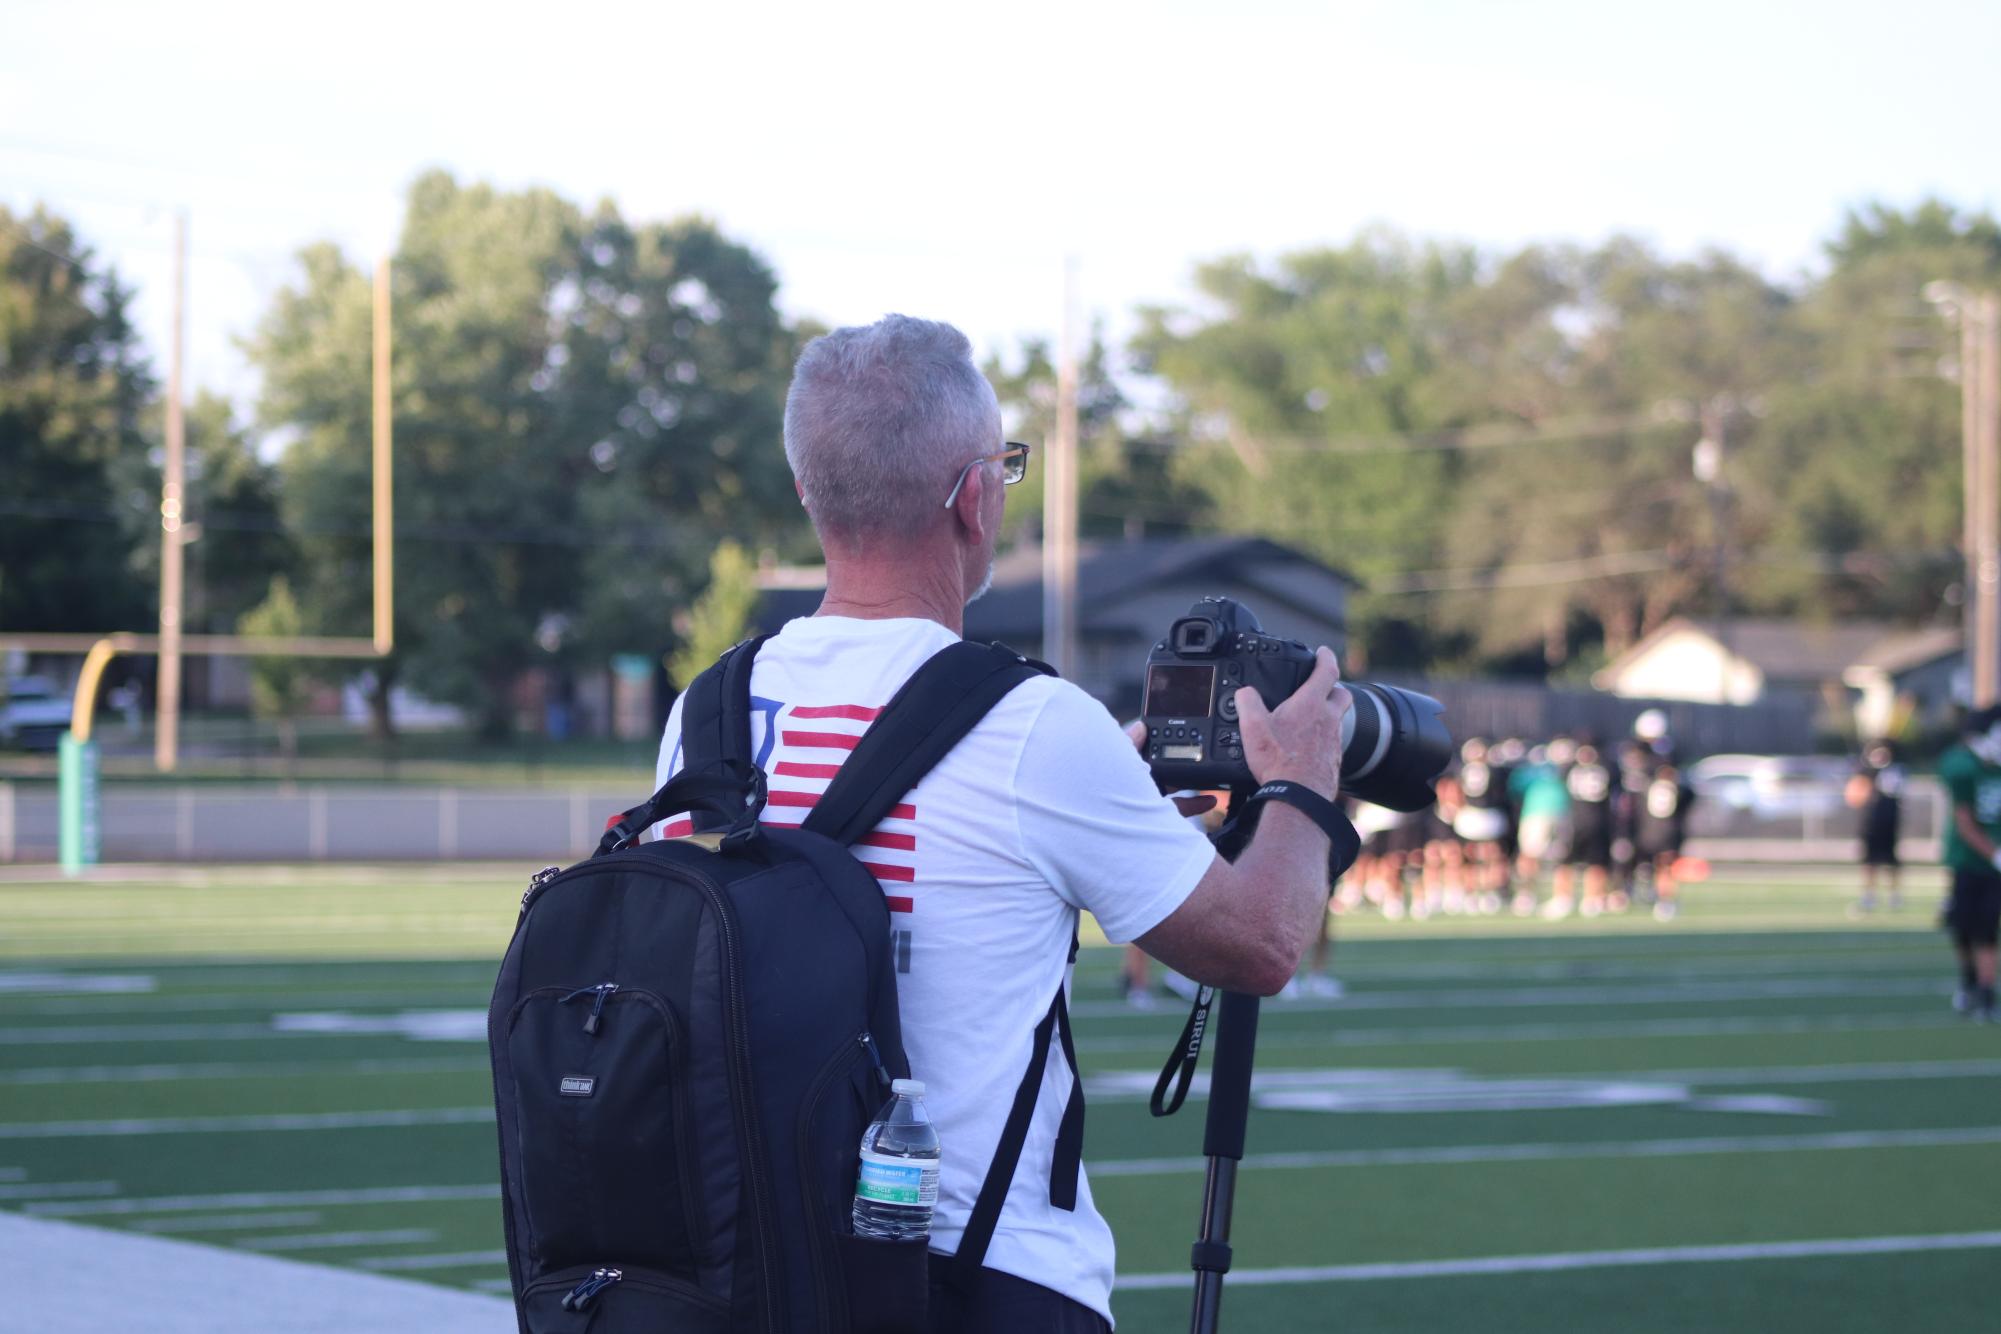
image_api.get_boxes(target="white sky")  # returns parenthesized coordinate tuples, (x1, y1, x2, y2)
(4, 0, 1998, 407)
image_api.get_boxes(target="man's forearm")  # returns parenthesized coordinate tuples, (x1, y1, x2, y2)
(1229, 802, 1333, 990)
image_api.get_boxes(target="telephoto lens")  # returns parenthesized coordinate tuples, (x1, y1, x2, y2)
(1337, 682, 1454, 812)
(1140, 596, 1451, 809)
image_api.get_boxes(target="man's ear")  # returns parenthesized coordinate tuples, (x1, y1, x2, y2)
(949, 463, 990, 547)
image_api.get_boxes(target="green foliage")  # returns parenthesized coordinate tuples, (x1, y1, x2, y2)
(0, 206, 155, 631)
(1131, 208, 1992, 671)
(247, 173, 805, 736)
(667, 541, 759, 689)
(239, 575, 310, 766)
(240, 576, 307, 716)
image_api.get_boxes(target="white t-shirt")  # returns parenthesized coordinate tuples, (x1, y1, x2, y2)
(653, 615, 1214, 1321)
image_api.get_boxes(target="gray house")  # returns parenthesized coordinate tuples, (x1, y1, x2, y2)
(754, 536, 1355, 714)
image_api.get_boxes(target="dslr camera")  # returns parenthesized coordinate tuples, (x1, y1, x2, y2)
(1141, 596, 1450, 811)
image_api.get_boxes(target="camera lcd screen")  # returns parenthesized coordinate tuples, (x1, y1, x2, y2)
(1162, 743, 1204, 761)
(1146, 664, 1216, 719)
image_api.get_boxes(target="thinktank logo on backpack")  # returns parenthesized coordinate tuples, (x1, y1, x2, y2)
(488, 638, 1066, 1334)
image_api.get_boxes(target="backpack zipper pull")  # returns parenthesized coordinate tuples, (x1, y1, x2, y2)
(859, 1031, 891, 1088)
(559, 982, 619, 1035)
(521, 866, 561, 913)
(562, 1267, 622, 1311)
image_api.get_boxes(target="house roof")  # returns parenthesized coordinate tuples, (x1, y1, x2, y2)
(1848, 625, 1965, 676)
(750, 536, 1357, 641)
(1600, 615, 1951, 686)
(966, 536, 1355, 641)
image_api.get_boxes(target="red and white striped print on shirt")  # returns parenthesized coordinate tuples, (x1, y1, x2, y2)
(659, 702, 917, 914)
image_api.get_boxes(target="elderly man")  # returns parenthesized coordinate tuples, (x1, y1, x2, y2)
(654, 314, 1348, 1332)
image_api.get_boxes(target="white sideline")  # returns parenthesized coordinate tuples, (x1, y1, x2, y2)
(1114, 1229, 2001, 1290)
(0, 1211, 513, 1333)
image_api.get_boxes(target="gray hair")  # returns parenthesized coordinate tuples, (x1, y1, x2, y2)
(783, 314, 1003, 545)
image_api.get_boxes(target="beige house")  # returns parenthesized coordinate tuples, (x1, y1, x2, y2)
(1595, 616, 1970, 738)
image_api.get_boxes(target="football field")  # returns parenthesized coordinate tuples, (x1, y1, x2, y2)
(1, 865, 1994, 1332)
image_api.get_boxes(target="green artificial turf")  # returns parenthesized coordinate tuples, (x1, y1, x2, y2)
(1, 865, 1994, 1331)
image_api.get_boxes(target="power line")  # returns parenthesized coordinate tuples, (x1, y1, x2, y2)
(1122, 409, 1683, 458)
(1372, 549, 1681, 597)
(0, 217, 89, 271)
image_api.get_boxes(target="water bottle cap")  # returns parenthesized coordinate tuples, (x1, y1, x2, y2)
(891, 1078, 925, 1097)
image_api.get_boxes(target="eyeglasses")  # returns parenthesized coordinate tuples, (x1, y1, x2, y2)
(942, 442, 1031, 509)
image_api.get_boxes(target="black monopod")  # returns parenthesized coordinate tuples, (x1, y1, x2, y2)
(1148, 794, 1262, 1334)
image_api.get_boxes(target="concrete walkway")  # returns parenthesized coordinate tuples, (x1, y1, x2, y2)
(0, 1211, 514, 1333)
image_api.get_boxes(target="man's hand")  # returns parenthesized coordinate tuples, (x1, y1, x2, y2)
(1234, 646, 1351, 800)
(1126, 720, 1219, 818)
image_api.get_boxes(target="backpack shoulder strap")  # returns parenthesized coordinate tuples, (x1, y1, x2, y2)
(679, 634, 770, 828)
(801, 640, 1053, 844)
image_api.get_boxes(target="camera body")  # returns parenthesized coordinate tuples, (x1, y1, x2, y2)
(1141, 598, 1312, 790)
(1141, 596, 1451, 812)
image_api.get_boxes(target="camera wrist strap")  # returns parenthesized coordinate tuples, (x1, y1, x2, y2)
(1151, 984, 1217, 1116)
(1245, 781, 1362, 874)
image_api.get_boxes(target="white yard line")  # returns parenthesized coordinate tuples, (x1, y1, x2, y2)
(28, 1183, 501, 1219)
(0, 1106, 494, 1140)
(15, 990, 483, 1016)
(131, 1212, 325, 1233)
(0, 1022, 308, 1045)
(1071, 975, 1944, 1020)
(0, 1180, 120, 1200)
(243, 1228, 438, 1252)
(1088, 1056, 2001, 1106)
(1078, 1011, 1960, 1054)
(357, 1249, 509, 1272)
(0, 1056, 489, 1085)
(1561, 1057, 2001, 1087)
(1114, 1230, 2001, 1289)
(1088, 1125, 2001, 1177)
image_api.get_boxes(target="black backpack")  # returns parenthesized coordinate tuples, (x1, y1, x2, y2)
(489, 637, 1084, 1334)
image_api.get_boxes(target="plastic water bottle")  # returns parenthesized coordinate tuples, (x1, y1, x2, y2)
(852, 1078, 941, 1240)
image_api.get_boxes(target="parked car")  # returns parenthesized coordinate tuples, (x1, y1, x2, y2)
(1686, 753, 1853, 819)
(0, 676, 71, 751)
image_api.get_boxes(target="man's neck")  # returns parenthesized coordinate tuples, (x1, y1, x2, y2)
(815, 554, 966, 637)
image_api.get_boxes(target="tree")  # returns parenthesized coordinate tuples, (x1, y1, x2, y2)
(1437, 241, 1793, 664)
(667, 541, 759, 689)
(240, 576, 310, 773)
(983, 326, 1213, 546)
(1132, 232, 1480, 667)
(0, 206, 155, 632)
(558, 206, 810, 666)
(250, 173, 806, 738)
(1739, 199, 2001, 623)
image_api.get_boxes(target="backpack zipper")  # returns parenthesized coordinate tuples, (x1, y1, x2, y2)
(562, 1266, 622, 1311)
(559, 982, 619, 1035)
(859, 1030, 892, 1089)
(520, 865, 562, 916)
(666, 859, 782, 1334)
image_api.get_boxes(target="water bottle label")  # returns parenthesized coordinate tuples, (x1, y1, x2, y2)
(856, 1149, 939, 1208)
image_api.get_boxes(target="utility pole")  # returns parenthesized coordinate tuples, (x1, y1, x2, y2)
(155, 211, 188, 772)
(373, 258, 395, 654)
(1042, 259, 1081, 678)
(1693, 396, 1734, 703)
(1976, 292, 2000, 707)
(1927, 283, 2001, 708)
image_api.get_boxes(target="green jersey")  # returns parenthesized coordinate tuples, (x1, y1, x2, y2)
(1937, 743, 2001, 872)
